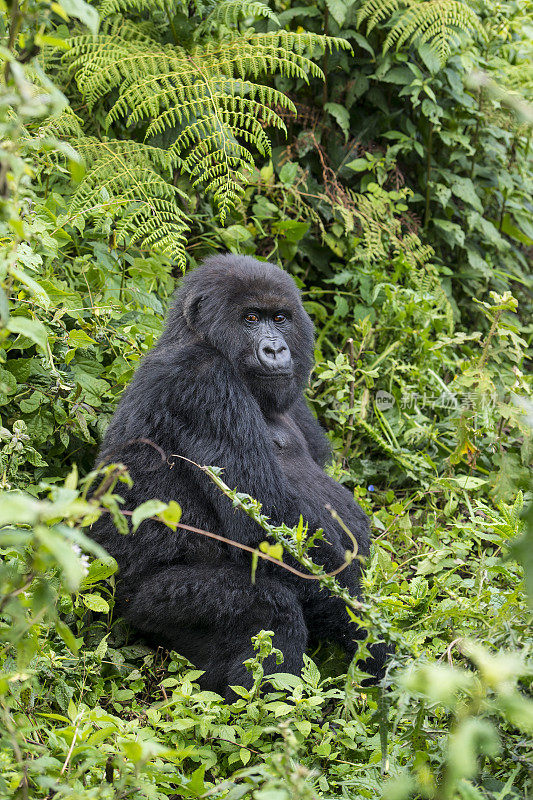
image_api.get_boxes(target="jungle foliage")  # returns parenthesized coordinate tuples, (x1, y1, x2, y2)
(0, 0, 532, 798)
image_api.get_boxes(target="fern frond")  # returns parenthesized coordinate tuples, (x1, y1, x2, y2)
(65, 27, 349, 220)
(385, 1, 485, 62)
(198, 0, 278, 33)
(357, 0, 403, 32)
(99, 0, 177, 20)
(41, 107, 85, 139)
(69, 139, 188, 265)
(358, 0, 484, 63)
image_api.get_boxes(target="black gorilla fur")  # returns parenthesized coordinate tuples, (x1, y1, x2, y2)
(90, 254, 386, 697)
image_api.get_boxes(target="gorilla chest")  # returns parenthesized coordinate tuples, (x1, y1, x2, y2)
(265, 415, 313, 470)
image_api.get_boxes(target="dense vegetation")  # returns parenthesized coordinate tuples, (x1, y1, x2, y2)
(0, 0, 532, 798)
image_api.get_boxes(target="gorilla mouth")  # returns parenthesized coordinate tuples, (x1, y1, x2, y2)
(252, 369, 293, 378)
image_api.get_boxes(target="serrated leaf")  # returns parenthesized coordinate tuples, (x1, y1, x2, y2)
(81, 593, 110, 613)
(451, 178, 483, 213)
(95, 635, 109, 659)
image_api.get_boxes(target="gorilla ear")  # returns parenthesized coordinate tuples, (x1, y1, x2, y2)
(182, 291, 204, 330)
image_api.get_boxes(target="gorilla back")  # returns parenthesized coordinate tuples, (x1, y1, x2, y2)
(90, 254, 385, 697)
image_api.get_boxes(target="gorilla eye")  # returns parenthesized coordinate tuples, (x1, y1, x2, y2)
(244, 313, 259, 324)
(273, 314, 286, 323)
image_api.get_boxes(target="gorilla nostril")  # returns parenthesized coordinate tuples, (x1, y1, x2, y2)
(264, 344, 286, 358)
(258, 339, 291, 369)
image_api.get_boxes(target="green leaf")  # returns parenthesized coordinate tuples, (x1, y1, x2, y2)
(157, 500, 182, 530)
(278, 162, 299, 185)
(186, 765, 206, 795)
(67, 330, 97, 348)
(451, 178, 483, 213)
(433, 218, 465, 248)
(35, 526, 84, 592)
(81, 593, 110, 613)
(6, 316, 49, 353)
(0, 492, 40, 526)
(80, 558, 118, 587)
(54, 619, 79, 655)
(0, 367, 17, 405)
(447, 476, 487, 490)
(9, 265, 50, 309)
(346, 157, 371, 172)
(382, 67, 414, 85)
(325, 0, 347, 27)
(417, 43, 441, 74)
(324, 102, 350, 142)
(273, 220, 309, 242)
(95, 635, 109, 659)
(131, 499, 167, 532)
(259, 541, 284, 560)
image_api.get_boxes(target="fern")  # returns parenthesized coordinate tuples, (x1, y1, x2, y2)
(197, 0, 278, 32)
(64, 2, 349, 222)
(357, 0, 485, 63)
(47, 119, 189, 265)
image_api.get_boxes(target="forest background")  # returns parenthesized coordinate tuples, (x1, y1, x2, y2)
(0, 0, 532, 798)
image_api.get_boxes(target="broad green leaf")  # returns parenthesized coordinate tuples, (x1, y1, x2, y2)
(6, 316, 49, 353)
(447, 476, 487, 490)
(346, 157, 371, 172)
(451, 178, 483, 213)
(278, 162, 299, 185)
(54, 620, 79, 655)
(131, 499, 167, 532)
(80, 558, 118, 587)
(10, 264, 50, 308)
(324, 102, 350, 142)
(433, 218, 465, 248)
(0, 367, 17, 405)
(81, 593, 110, 613)
(0, 492, 40, 526)
(325, 0, 347, 26)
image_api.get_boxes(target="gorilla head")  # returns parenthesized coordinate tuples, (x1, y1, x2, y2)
(161, 254, 315, 414)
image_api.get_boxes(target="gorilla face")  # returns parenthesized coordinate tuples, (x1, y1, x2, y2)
(238, 303, 298, 414)
(164, 255, 315, 415)
(241, 308, 293, 378)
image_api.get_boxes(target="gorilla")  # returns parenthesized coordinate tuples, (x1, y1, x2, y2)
(90, 254, 386, 697)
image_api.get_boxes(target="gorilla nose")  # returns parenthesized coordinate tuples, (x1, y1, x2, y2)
(258, 338, 291, 371)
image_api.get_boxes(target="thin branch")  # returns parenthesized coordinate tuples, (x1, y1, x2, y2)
(60, 716, 82, 775)
(119, 509, 351, 582)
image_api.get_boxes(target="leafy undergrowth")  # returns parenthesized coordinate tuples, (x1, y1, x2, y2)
(1, 465, 531, 799)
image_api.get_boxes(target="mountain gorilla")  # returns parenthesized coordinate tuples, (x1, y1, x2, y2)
(90, 254, 386, 697)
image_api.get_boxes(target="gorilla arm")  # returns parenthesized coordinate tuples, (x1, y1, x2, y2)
(99, 342, 293, 547)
